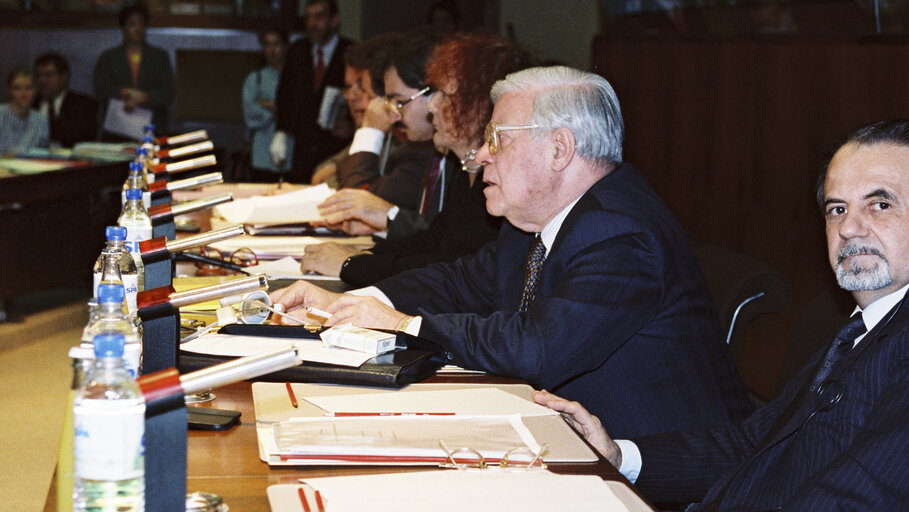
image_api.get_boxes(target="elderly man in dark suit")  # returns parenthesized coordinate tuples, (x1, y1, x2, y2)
(271, 0, 352, 183)
(32, 53, 98, 147)
(271, 65, 753, 438)
(535, 119, 909, 510)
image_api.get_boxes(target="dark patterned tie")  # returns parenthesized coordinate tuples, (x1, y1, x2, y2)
(699, 312, 866, 512)
(419, 155, 443, 215)
(519, 235, 546, 312)
(313, 47, 325, 90)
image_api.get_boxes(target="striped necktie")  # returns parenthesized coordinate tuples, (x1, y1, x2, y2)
(519, 235, 546, 312)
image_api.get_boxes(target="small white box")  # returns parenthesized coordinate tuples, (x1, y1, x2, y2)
(320, 324, 396, 355)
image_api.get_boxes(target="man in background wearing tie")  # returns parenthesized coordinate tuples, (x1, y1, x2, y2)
(535, 119, 909, 510)
(271, 66, 754, 439)
(32, 53, 98, 147)
(271, 0, 352, 183)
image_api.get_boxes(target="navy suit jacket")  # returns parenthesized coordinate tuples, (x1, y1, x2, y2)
(33, 90, 99, 147)
(634, 294, 909, 510)
(378, 163, 753, 438)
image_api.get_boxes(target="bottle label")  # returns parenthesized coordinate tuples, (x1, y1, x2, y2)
(73, 399, 145, 480)
(124, 226, 152, 256)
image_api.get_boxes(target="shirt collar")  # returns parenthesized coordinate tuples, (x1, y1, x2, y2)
(538, 194, 583, 257)
(852, 284, 909, 345)
(312, 33, 339, 63)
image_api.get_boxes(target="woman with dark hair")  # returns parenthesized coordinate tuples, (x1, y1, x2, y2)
(0, 68, 48, 153)
(301, 33, 535, 287)
(93, 3, 174, 133)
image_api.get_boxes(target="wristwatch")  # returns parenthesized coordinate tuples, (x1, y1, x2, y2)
(386, 206, 400, 221)
(340, 256, 354, 274)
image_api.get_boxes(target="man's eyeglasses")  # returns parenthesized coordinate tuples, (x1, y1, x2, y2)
(484, 121, 539, 155)
(384, 86, 433, 116)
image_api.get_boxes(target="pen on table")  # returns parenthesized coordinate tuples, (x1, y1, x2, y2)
(297, 487, 311, 512)
(285, 382, 298, 408)
(315, 490, 325, 512)
(329, 412, 456, 417)
(304, 306, 332, 319)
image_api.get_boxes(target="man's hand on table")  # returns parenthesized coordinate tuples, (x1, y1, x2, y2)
(300, 242, 363, 277)
(269, 281, 409, 331)
(532, 390, 622, 466)
(317, 189, 393, 231)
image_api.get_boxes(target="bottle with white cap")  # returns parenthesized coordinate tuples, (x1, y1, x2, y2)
(118, 188, 152, 292)
(93, 226, 139, 314)
(73, 332, 145, 512)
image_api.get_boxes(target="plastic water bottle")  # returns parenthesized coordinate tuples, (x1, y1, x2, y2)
(93, 226, 139, 314)
(118, 188, 152, 292)
(82, 283, 141, 377)
(73, 333, 145, 512)
(122, 162, 151, 209)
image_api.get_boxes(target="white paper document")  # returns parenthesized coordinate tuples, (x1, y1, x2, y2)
(303, 387, 559, 417)
(180, 333, 375, 367)
(209, 235, 372, 260)
(212, 183, 334, 225)
(244, 256, 340, 281)
(102, 98, 152, 140)
(267, 472, 652, 512)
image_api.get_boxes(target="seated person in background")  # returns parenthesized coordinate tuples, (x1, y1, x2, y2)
(534, 120, 909, 510)
(243, 27, 293, 182)
(316, 30, 444, 239)
(272, 66, 753, 438)
(32, 53, 98, 147)
(311, 32, 403, 187)
(301, 33, 533, 286)
(93, 3, 174, 135)
(0, 68, 48, 154)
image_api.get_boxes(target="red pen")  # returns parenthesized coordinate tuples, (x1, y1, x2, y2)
(315, 490, 325, 512)
(330, 412, 455, 417)
(286, 382, 299, 408)
(298, 487, 311, 512)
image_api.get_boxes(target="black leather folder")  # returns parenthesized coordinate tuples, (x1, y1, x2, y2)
(178, 323, 447, 388)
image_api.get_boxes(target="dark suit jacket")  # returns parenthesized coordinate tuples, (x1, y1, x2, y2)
(386, 153, 455, 240)
(341, 167, 501, 288)
(377, 163, 753, 438)
(33, 90, 99, 147)
(336, 139, 436, 211)
(93, 43, 174, 130)
(633, 294, 909, 510)
(275, 35, 352, 182)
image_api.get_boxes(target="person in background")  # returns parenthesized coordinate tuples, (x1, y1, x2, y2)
(301, 33, 533, 287)
(32, 53, 98, 148)
(427, 0, 460, 35)
(242, 27, 292, 183)
(271, 0, 352, 183)
(311, 32, 402, 187)
(0, 68, 48, 154)
(93, 2, 174, 136)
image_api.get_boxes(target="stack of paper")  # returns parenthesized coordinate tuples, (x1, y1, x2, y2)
(208, 235, 373, 261)
(213, 183, 334, 225)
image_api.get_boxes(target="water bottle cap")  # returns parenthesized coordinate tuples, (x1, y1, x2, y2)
(97, 283, 126, 303)
(129, 161, 142, 172)
(125, 188, 142, 200)
(136, 147, 148, 156)
(105, 226, 127, 241)
(144, 124, 155, 132)
(93, 333, 125, 358)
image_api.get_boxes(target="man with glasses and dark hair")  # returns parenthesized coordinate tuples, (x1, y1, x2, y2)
(271, 0, 352, 183)
(32, 53, 98, 147)
(272, 66, 753, 440)
(534, 119, 909, 510)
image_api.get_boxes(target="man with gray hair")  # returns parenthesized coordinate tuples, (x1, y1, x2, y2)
(271, 66, 752, 438)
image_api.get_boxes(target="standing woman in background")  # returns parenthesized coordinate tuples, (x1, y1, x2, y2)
(0, 68, 48, 154)
(93, 2, 174, 136)
(242, 27, 293, 182)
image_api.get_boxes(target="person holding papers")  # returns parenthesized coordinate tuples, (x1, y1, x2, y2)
(301, 33, 532, 286)
(93, 3, 174, 135)
(271, 66, 753, 439)
(533, 120, 909, 510)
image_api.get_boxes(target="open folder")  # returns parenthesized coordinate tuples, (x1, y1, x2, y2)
(252, 382, 598, 466)
(267, 471, 654, 512)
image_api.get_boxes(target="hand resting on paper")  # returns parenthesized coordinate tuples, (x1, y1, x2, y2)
(532, 390, 622, 467)
(317, 189, 394, 233)
(300, 242, 364, 277)
(269, 281, 409, 331)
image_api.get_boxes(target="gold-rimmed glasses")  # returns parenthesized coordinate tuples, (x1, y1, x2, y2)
(384, 86, 433, 116)
(483, 121, 540, 155)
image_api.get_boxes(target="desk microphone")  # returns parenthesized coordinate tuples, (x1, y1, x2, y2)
(139, 224, 245, 264)
(137, 273, 267, 320)
(148, 193, 232, 227)
(148, 172, 222, 201)
(156, 130, 208, 147)
(155, 141, 213, 160)
(150, 154, 218, 181)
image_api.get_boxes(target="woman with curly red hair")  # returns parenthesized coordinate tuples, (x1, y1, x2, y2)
(308, 32, 535, 287)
